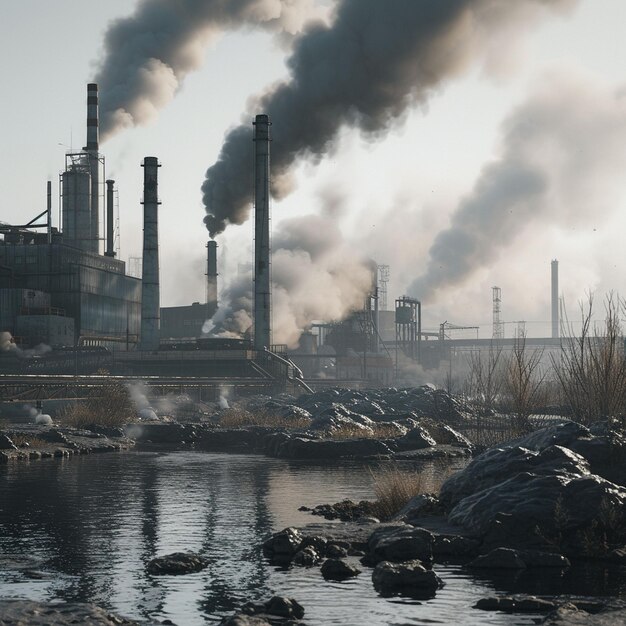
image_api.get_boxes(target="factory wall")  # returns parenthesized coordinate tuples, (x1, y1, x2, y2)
(160, 302, 214, 340)
(0, 243, 141, 348)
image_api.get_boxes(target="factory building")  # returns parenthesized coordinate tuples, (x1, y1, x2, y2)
(0, 84, 141, 349)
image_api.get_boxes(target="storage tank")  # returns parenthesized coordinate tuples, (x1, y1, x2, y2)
(62, 167, 92, 251)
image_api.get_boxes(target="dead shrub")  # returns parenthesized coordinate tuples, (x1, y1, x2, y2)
(59, 377, 135, 428)
(328, 423, 404, 440)
(5, 433, 48, 448)
(370, 466, 430, 520)
(220, 407, 311, 429)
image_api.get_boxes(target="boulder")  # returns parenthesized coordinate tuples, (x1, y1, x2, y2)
(0, 600, 138, 625)
(372, 560, 442, 598)
(440, 445, 590, 509)
(366, 526, 434, 565)
(146, 552, 209, 575)
(395, 426, 437, 451)
(262, 528, 303, 564)
(325, 544, 349, 558)
(448, 470, 626, 539)
(432, 534, 481, 558)
(320, 559, 361, 580)
(392, 494, 442, 523)
(292, 545, 321, 567)
(241, 597, 304, 620)
(420, 421, 472, 448)
(543, 605, 626, 625)
(468, 547, 528, 569)
(220, 615, 271, 626)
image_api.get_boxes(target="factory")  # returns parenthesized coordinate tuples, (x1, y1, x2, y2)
(0, 85, 141, 351)
(0, 83, 563, 392)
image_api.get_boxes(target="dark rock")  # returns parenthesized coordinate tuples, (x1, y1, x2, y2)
(325, 544, 349, 558)
(421, 421, 473, 448)
(475, 595, 558, 613)
(300, 535, 328, 554)
(39, 429, 71, 444)
(366, 526, 434, 565)
(440, 444, 590, 510)
(469, 547, 527, 569)
(372, 560, 443, 598)
(320, 559, 361, 581)
(543, 605, 626, 625)
(395, 426, 437, 451)
(0, 433, 17, 450)
(262, 528, 303, 564)
(432, 534, 481, 558)
(262, 597, 305, 620)
(275, 437, 392, 459)
(309, 499, 377, 521)
(220, 615, 271, 626)
(292, 545, 321, 567)
(146, 551, 209, 575)
(448, 470, 626, 539)
(392, 494, 442, 523)
(519, 549, 570, 568)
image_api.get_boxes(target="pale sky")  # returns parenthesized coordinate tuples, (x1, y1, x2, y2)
(1, 0, 625, 338)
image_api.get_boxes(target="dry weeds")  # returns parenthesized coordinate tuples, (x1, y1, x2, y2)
(220, 407, 312, 429)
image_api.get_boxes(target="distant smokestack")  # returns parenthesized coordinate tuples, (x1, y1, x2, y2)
(551, 259, 559, 339)
(140, 157, 161, 351)
(206, 240, 218, 315)
(253, 114, 271, 351)
(105, 179, 115, 257)
(87, 83, 100, 254)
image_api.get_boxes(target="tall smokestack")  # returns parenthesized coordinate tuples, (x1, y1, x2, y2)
(105, 179, 115, 257)
(551, 259, 559, 339)
(87, 83, 100, 254)
(206, 240, 218, 315)
(253, 114, 271, 351)
(140, 157, 161, 351)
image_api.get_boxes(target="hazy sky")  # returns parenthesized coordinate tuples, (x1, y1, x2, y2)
(1, 0, 625, 338)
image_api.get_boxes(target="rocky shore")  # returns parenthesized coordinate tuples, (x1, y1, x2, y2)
(255, 419, 626, 623)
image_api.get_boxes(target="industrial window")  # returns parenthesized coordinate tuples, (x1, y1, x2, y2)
(15, 257, 23, 264)
(26, 256, 37, 264)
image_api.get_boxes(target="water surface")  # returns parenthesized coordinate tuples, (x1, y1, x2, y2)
(0, 452, 623, 625)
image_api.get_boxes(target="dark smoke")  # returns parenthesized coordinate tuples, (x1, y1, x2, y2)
(202, 0, 576, 237)
(408, 71, 626, 302)
(95, 0, 325, 141)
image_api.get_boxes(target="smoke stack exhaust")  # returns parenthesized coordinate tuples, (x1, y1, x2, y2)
(105, 180, 115, 257)
(87, 83, 100, 254)
(253, 114, 271, 351)
(206, 240, 218, 315)
(140, 157, 161, 351)
(551, 259, 559, 339)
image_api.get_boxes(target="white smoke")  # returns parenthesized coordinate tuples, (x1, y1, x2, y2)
(408, 70, 626, 303)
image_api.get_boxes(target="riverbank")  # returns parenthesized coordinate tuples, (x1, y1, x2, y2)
(254, 419, 626, 624)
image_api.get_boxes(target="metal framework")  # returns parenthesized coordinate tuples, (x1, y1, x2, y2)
(438, 321, 479, 341)
(395, 296, 421, 375)
(492, 286, 504, 340)
(377, 265, 390, 311)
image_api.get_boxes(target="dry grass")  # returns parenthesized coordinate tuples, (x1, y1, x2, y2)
(328, 423, 404, 440)
(58, 379, 135, 428)
(7, 433, 48, 448)
(369, 466, 430, 520)
(219, 407, 312, 429)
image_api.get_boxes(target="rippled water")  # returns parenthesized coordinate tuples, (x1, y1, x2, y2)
(0, 452, 624, 625)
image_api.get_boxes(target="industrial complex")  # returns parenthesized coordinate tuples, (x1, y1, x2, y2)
(0, 84, 564, 397)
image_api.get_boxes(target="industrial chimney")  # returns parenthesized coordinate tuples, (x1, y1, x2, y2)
(206, 240, 218, 317)
(105, 180, 115, 257)
(253, 114, 271, 351)
(86, 83, 100, 254)
(551, 259, 559, 339)
(140, 157, 161, 351)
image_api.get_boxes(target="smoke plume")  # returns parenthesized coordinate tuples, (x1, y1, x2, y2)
(202, 0, 576, 236)
(408, 71, 626, 302)
(207, 214, 374, 347)
(95, 0, 326, 141)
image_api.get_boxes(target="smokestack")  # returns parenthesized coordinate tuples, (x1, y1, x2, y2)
(87, 83, 100, 254)
(206, 240, 218, 315)
(140, 157, 161, 351)
(105, 180, 115, 257)
(253, 114, 272, 351)
(551, 259, 559, 339)
(46, 180, 52, 244)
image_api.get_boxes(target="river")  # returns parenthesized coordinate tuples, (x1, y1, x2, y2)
(0, 451, 624, 625)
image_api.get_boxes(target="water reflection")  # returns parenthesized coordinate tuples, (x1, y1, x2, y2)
(0, 452, 623, 626)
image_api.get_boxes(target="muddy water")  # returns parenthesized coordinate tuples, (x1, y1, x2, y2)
(0, 452, 623, 625)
